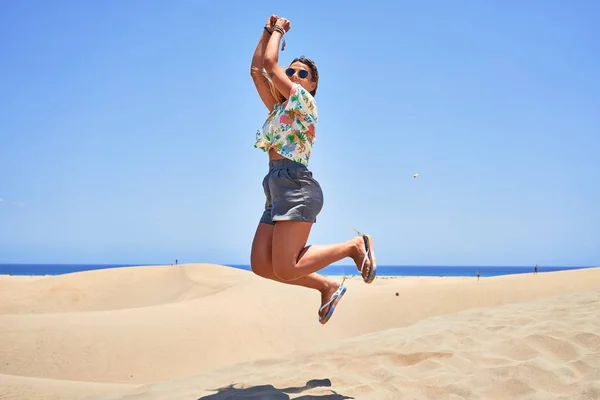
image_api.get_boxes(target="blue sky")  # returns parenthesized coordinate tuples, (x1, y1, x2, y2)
(1, 0, 598, 266)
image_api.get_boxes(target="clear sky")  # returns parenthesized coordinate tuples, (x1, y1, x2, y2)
(1, 0, 598, 266)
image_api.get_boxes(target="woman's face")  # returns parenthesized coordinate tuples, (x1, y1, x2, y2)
(285, 61, 317, 94)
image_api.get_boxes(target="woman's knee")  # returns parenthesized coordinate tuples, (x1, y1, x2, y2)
(250, 259, 275, 279)
(272, 263, 297, 282)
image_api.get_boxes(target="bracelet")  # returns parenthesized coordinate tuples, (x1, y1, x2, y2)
(273, 25, 286, 51)
(264, 26, 272, 34)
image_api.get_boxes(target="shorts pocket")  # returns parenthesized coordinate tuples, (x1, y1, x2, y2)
(270, 168, 301, 193)
(281, 167, 303, 189)
(286, 167, 312, 187)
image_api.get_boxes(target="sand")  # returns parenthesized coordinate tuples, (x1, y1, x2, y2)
(1, 264, 599, 399)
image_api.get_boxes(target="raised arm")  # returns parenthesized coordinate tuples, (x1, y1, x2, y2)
(263, 18, 294, 100)
(250, 15, 279, 112)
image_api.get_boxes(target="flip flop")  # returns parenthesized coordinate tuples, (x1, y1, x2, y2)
(354, 228, 377, 284)
(318, 278, 347, 325)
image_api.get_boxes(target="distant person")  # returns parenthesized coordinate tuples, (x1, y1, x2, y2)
(175, 259, 178, 265)
(477, 270, 480, 281)
(534, 264, 538, 274)
(249, 15, 377, 325)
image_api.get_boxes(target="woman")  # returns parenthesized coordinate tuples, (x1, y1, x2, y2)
(249, 15, 377, 325)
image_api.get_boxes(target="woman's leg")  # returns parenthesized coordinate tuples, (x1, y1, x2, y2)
(271, 220, 373, 282)
(265, 160, 375, 283)
(250, 221, 341, 318)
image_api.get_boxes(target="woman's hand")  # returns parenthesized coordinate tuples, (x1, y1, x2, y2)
(265, 14, 278, 32)
(274, 17, 291, 34)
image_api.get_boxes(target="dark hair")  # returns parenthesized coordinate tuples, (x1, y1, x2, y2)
(290, 56, 319, 96)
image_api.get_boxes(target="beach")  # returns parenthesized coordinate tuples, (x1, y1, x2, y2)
(1, 263, 599, 399)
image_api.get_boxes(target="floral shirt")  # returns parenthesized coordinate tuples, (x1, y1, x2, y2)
(254, 83, 318, 166)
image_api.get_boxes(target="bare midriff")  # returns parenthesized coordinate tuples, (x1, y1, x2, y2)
(268, 148, 286, 161)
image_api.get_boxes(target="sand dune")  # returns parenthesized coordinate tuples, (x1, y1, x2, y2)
(88, 289, 600, 400)
(0, 373, 135, 400)
(1, 264, 599, 399)
(0, 264, 250, 314)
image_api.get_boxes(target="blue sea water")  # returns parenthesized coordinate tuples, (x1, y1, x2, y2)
(227, 264, 595, 277)
(0, 263, 594, 277)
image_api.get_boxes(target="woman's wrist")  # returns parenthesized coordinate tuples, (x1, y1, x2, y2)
(270, 25, 286, 51)
(264, 26, 273, 34)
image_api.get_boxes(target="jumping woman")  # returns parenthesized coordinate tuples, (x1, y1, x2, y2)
(249, 15, 377, 324)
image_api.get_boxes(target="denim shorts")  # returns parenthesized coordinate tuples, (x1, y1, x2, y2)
(260, 158, 324, 225)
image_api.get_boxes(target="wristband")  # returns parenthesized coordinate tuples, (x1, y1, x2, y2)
(273, 25, 286, 51)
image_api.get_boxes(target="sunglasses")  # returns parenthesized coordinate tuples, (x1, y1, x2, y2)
(285, 68, 310, 79)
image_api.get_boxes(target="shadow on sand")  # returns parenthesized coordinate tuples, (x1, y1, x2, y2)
(198, 378, 354, 399)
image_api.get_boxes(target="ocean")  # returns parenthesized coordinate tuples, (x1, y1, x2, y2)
(0, 263, 594, 277)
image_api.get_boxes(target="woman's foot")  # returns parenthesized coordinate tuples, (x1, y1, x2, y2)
(350, 235, 375, 283)
(318, 279, 348, 325)
(318, 280, 340, 320)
